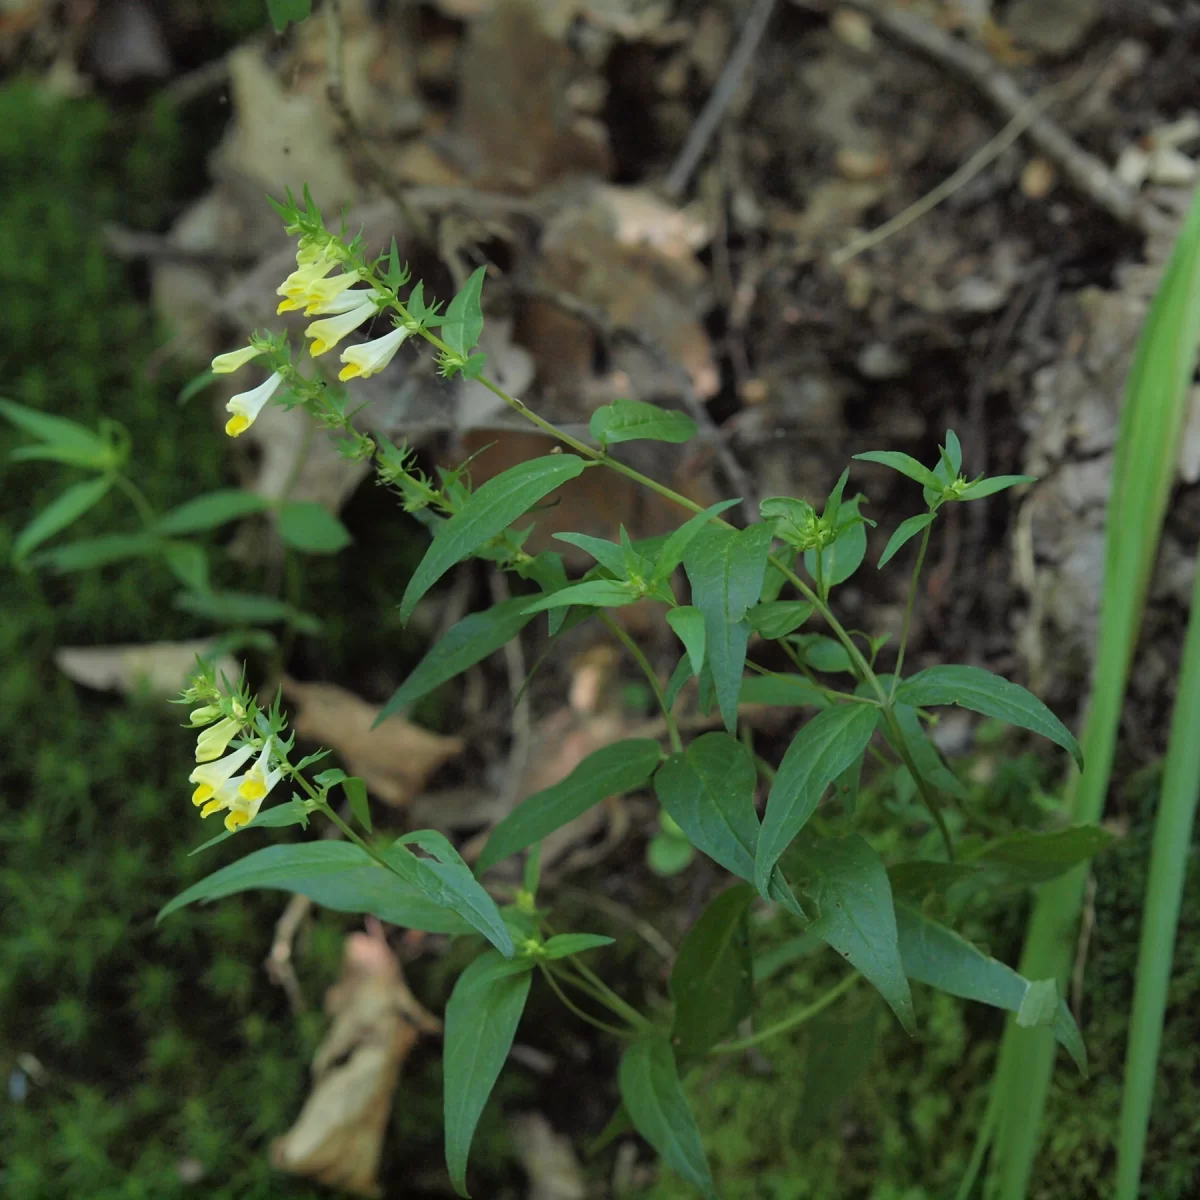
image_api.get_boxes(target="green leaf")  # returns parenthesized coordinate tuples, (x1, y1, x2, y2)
(853, 450, 941, 490)
(653, 498, 741, 582)
(664, 656, 693, 711)
(444, 950, 533, 1197)
(747, 600, 814, 639)
(803, 494, 868, 590)
(887, 860, 983, 902)
(885, 703, 970, 802)
(894, 665, 1082, 769)
(265, 0, 312, 30)
(188, 799, 310, 854)
(878, 512, 936, 568)
(737, 673, 830, 708)
(158, 842, 472, 934)
(396, 831, 513, 956)
(962, 825, 1115, 884)
(279, 501, 352, 554)
(756, 704, 877, 896)
(619, 1038, 715, 1198)
(539, 933, 615, 960)
(554, 532, 628, 576)
(400, 456, 589, 621)
(342, 776, 371, 834)
(31, 532, 157, 573)
(669, 883, 755, 1056)
(590, 399, 698, 447)
(685, 523, 774, 732)
(943, 429, 963, 474)
(957, 474, 1036, 500)
(793, 634, 853, 674)
(162, 542, 210, 592)
(655, 733, 759, 880)
(521, 579, 639, 613)
(783, 833, 915, 1032)
(515, 549, 571, 635)
(376, 597, 537, 724)
(666, 606, 706, 675)
(478, 739, 661, 872)
(894, 903, 1086, 1072)
(174, 590, 320, 633)
(155, 490, 270, 536)
(0, 398, 115, 468)
(13, 476, 112, 563)
(441, 265, 487, 358)
(648, 833, 695, 876)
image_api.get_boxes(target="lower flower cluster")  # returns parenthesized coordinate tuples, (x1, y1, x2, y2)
(186, 708, 283, 833)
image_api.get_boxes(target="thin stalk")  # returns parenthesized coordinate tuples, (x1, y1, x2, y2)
(566, 957, 655, 1034)
(539, 964, 636, 1039)
(890, 520, 932, 700)
(710, 972, 859, 1053)
(600, 612, 682, 752)
(1116, 548, 1200, 1197)
(113, 472, 157, 527)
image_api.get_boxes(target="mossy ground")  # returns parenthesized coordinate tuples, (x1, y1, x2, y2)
(1, 66, 1198, 1200)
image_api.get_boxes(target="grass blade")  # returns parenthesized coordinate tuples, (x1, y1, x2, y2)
(984, 186, 1200, 1197)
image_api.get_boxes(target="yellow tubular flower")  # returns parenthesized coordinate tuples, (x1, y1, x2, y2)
(195, 716, 243, 762)
(277, 259, 335, 302)
(305, 298, 379, 356)
(225, 741, 283, 831)
(304, 286, 379, 317)
(211, 345, 263, 374)
(189, 744, 255, 807)
(224, 372, 285, 438)
(338, 325, 412, 381)
(301, 270, 364, 315)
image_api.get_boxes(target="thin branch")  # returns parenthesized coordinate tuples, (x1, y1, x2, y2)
(837, 0, 1150, 234)
(664, 0, 781, 199)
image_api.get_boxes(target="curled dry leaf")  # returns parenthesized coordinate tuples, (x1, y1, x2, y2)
(271, 926, 441, 1198)
(282, 677, 465, 807)
(55, 640, 240, 699)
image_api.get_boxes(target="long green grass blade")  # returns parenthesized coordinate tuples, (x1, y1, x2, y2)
(1115, 536, 1200, 1197)
(983, 186, 1200, 1197)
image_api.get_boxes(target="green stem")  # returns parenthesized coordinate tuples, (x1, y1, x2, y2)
(113, 472, 157, 527)
(540, 964, 635, 1039)
(710, 972, 860, 1054)
(890, 520, 933, 701)
(600, 612, 682, 753)
(566, 958, 654, 1033)
(878, 704, 955, 860)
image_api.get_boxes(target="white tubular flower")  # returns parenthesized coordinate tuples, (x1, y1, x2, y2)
(338, 325, 412, 381)
(277, 259, 335, 308)
(305, 298, 378, 356)
(304, 286, 379, 317)
(189, 744, 255, 808)
(300, 270, 365, 315)
(211, 345, 263, 374)
(224, 371, 285, 438)
(195, 716, 244, 762)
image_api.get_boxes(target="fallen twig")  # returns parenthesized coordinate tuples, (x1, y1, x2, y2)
(831, 0, 1151, 234)
(665, 0, 781, 200)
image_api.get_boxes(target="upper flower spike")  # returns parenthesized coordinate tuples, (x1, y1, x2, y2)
(224, 372, 285, 438)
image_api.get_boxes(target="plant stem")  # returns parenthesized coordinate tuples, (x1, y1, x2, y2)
(710, 972, 860, 1053)
(539, 964, 636, 1039)
(600, 612, 682, 752)
(566, 958, 655, 1033)
(890, 520, 932, 700)
(113, 472, 157, 527)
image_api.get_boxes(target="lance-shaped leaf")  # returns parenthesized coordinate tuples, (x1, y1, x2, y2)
(376, 596, 536, 724)
(669, 883, 755, 1056)
(0, 397, 117, 469)
(961, 824, 1115, 884)
(894, 664, 1082, 769)
(155, 490, 271, 536)
(590, 399, 697, 446)
(685, 523, 774, 732)
(444, 950, 533, 1196)
(278, 501, 352, 554)
(747, 600, 814, 639)
(539, 933, 615, 960)
(478, 739, 661, 872)
(13, 476, 112, 564)
(784, 833, 914, 1031)
(653, 498, 741, 582)
(521, 579, 640, 613)
(878, 512, 936, 568)
(400, 455, 590, 621)
(618, 1037, 715, 1198)
(441, 265, 487, 358)
(157, 841, 472, 934)
(756, 704, 878, 897)
(853, 450, 941, 490)
(666, 605, 706, 675)
(32, 532, 158, 573)
(895, 903, 1086, 1073)
(957, 474, 1036, 501)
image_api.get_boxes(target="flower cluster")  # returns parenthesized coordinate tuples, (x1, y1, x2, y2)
(180, 673, 287, 833)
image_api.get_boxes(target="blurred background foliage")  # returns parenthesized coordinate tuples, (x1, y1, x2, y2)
(1, 16, 1199, 1200)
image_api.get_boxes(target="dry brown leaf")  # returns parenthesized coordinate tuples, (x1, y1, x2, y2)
(55, 640, 239, 698)
(511, 1113, 586, 1200)
(271, 926, 441, 1198)
(282, 678, 465, 807)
